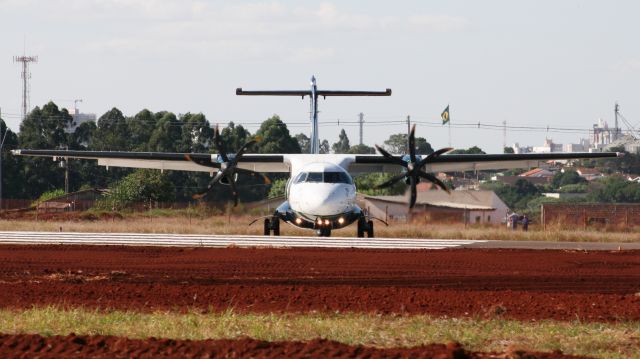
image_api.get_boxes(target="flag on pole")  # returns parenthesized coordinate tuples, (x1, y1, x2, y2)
(441, 105, 450, 125)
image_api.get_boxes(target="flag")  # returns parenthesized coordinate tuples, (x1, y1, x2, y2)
(441, 105, 450, 125)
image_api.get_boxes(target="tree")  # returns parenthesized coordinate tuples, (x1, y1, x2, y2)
(1, 118, 24, 199)
(588, 175, 640, 203)
(353, 173, 405, 196)
(179, 113, 212, 153)
(384, 133, 408, 154)
(97, 169, 176, 210)
(148, 112, 182, 152)
(295, 133, 310, 153)
(127, 109, 156, 151)
(332, 129, 350, 153)
(348, 144, 376, 154)
(451, 146, 486, 154)
(18, 102, 73, 198)
(92, 108, 130, 151)
(255, 115, 301, 154)
(551, 170, 586, 189)
(383, 133, 433, 154)
(319, 139, 330, 154)
(504, 147, 514, 154)
(220, 121, 251, 152)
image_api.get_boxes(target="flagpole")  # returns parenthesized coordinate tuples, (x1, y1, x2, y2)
(448, 120, 451, 148)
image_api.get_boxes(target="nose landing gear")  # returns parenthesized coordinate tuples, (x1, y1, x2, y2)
(263, 217, 280, 236)
(357, 217, 374, 238)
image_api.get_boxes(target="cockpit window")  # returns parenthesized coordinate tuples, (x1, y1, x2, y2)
(294, 171, 352, 184)
(323, 172, 352, 184)
(294, 172, 307, 184)
(306, 172, 323, 182)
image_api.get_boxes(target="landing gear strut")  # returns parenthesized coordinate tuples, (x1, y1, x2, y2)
(263, 217, 280, 236)
(357, 217, 374, 238)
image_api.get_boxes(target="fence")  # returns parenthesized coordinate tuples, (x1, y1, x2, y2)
(541, 203, 640, 229)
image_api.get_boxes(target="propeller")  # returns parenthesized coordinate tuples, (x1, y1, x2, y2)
(186, 125, 271, 206)
(374, 124, 453, 208)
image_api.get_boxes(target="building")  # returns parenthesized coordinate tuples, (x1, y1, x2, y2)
(65, 108, 97, 134)
(361, 190, 509, 225)
(590, 118, 618, 150)
(532, 138, 563, 153)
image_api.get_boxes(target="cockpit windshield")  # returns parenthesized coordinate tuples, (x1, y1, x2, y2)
(293, 171, 352, 184)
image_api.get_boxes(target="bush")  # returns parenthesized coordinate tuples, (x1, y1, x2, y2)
(95, 169, 175, 210)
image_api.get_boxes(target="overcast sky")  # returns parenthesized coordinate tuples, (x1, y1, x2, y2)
(1, 0, 638, 153)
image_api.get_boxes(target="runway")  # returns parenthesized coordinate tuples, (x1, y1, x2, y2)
(1, 231, 639, 250)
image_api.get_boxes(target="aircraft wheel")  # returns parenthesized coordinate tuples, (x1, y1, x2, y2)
(357, 218, 365, 238)
(272, 217, 280, 236)
(318, 228, 331, 237)
(263, 218, 271, 236)
(366, 220, 374, 238)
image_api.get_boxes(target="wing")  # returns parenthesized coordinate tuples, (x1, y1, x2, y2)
(236, 89, 311, 97)
(11, 149, 290, 173)
(316, 89, 392, 97)
(348, 152, 622, 174)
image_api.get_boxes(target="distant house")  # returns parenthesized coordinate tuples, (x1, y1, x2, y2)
(361, 190, 509, 225)
(37, 189, 106, 212)
(574, 167, 603, 181)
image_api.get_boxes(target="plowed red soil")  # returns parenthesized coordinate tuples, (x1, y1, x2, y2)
(0, 245, 638, 321)
(0, 334, 588, 358)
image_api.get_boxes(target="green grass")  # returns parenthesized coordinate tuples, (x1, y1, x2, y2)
(0, 307, 638, 358)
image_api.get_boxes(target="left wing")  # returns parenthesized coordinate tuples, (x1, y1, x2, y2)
(11, 149, 290, 173)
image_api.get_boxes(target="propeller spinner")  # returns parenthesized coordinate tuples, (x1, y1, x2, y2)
(374, 124, 452, 208)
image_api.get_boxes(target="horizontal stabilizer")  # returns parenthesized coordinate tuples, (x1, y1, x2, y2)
(316, 89, 392, 96)
(236, 89, 311, 97)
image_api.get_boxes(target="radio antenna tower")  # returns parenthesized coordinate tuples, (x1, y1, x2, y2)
(14, 54, 38, 121)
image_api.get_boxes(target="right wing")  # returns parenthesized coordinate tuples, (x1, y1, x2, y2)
(11, 149, 290, 173)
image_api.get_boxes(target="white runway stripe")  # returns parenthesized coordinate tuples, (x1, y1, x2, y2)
(0, 231, 484, 249)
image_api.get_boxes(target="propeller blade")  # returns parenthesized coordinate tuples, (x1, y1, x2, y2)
(409, 124, 416, 163)
(418, 171, 451, 194)
(375, 173, 406, 189)
(374, 145, 406, 166)
(418, 147, 454, 167)
(409, 175, 418, 208)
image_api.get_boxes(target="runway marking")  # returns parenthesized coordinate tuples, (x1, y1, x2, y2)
(0, 231, 483, 250)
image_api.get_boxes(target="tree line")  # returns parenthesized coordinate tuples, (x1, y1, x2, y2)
(0, 101, 441, 204)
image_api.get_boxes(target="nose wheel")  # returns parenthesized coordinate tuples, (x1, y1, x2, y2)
(263, 217, 280, 236)
(357, 217, 374, 238)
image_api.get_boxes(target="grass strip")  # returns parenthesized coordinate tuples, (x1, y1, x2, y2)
(1, 217, 640, 242)
(0, 307, 637, 358)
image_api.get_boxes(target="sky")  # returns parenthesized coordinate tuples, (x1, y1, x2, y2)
(1, 0, 639, 153)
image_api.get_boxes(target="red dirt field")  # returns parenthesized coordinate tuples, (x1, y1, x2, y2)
(0, 334, 588, 359)
(0, 245, 638, 321)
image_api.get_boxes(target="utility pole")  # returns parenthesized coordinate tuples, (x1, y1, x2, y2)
(406, 115, 411, 153)
(502, 120, 507, 151)
(358, 112, 364, 145)
(13, 55, 38, 121)
(614, 102, 620, 141)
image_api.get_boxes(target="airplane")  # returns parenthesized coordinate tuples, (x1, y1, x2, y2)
(12, 76, 620, 237)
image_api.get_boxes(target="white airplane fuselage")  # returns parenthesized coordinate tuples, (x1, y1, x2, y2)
(278, 161, 361, 231)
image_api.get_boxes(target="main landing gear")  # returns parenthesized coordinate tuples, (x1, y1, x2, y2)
(263, 217, 280, 236)
(357, 217, 374, 238)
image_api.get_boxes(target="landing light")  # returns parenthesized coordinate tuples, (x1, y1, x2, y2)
(295, 218, 302, 225)
(324, 219, 330, 225)
(337, 217, 345, 224)
(317, 218, 323, 225)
